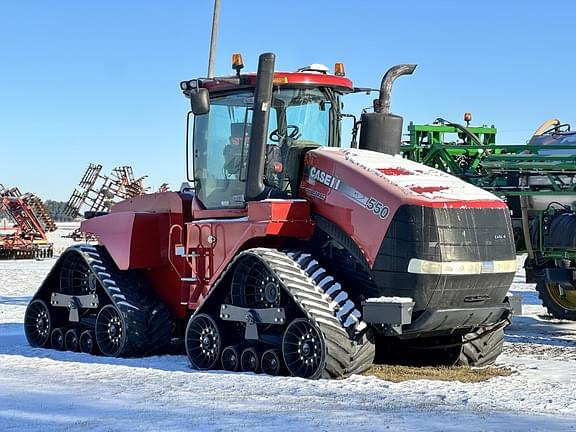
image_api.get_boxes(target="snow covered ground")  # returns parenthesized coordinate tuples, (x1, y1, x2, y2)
(1, 226, 576, 431)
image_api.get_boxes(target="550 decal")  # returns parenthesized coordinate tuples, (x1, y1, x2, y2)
(365, 197, 390, 219)
(342, 186, 390, 220)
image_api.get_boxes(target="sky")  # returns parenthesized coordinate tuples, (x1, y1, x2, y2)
(1, 0, 575, 201)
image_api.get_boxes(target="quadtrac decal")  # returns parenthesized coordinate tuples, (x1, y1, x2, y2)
(304, 165, 390, 219)
(301, 187, 327, 201)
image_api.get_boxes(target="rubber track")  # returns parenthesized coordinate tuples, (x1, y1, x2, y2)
(40, 244, 172, 356)
(245, 248, 374, 378)
(457, 319, 508, 367)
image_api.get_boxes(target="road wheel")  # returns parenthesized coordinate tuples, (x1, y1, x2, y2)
(282, 318, 326, 379)
(51, 328, 65, 350)
(64, 329, 80, 351)
(95, 305, 126, 357)
(80, 330, 97, 354)
(221, 345, 241, 372)
(185, 313, 222, 370)
(24, 299, 52, 348)
(240, 347, 260, 373)
(261, 349, 283, 376)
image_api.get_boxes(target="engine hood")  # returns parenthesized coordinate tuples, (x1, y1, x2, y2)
(299, 147, 507, 267)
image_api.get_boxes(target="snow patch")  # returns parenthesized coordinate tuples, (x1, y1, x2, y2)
(366, 296, 415, 304)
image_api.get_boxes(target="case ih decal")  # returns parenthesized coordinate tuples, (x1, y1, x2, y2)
(307, 166, 342, 190)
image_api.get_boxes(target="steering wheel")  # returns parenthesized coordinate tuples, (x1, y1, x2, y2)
(269, 125, 301, 142)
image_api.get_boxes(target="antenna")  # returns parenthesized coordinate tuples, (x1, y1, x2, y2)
(207, 0, 220, 78)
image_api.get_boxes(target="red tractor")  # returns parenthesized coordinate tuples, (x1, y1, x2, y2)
(25, 53, 516, 378)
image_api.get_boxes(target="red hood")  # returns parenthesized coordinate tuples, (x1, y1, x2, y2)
(300, 148, 506, 266)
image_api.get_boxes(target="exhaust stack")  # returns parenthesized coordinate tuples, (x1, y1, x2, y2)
(359, 64, 416, 155)
(245, 53, 275, 201)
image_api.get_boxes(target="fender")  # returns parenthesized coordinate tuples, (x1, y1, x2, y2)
(81, 191, 191, 270)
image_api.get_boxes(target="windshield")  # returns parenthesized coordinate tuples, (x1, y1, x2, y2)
(192, 87, 339, 209)
(269, 87, 335, 146)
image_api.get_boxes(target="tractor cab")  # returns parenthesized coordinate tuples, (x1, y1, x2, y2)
(181, 56, 354, 210)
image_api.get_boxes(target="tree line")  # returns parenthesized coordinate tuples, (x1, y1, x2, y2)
(44, 200, 75, 222)
(0, 200, 74, 223)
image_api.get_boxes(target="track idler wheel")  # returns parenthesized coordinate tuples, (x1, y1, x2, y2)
(240, 347, 260, 373)
(95, 305, 126, 357)
(231, 256, 282, 308)
(50, 328, 65, 350)
(24, 299, 52, 348)
(221, 345, 242, 372)
(64, 329, 80, 351)
(261, 349, 283, 376)
(79, 330, 96, 354)
(59, 252, 99, 296)
(282, 318, 326, 379)
(185, 313, 222, 370)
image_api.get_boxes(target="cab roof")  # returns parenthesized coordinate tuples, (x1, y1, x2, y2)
(197, 72, 354, 93)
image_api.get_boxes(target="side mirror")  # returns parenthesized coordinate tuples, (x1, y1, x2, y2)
(190, 88, 210, 115)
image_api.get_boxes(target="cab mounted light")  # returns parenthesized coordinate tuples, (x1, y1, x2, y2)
(334, 62, 345, 76)
(180, 80, 198, 90)
(232, 53, 244, 76)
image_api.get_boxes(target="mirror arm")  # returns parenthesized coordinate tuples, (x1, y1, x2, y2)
(185, 111, 195, 182)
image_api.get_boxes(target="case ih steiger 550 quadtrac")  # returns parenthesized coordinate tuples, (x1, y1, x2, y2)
(25, 53, 516, 379)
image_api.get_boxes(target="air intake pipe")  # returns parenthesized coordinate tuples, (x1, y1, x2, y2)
(245, 52, 275, 201)
(359, 64, 416, 155)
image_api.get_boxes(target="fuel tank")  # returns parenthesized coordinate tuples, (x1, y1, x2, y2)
(299, 148, 516, 321)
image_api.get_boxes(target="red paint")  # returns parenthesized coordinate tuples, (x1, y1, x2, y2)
(180, 199, 314, 309)
(410, 186, 449, 194)
(82, 148, 506, 320)
(377, 167, 412, 176)
(81, 192, 192, 318)
(299, 149, 507, 267)
(201, 72, 354, 93)
(424, 199, 508, 209)
(82, 194, 313, 316)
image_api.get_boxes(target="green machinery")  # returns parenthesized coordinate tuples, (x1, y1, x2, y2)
(402, 118, 576, 320)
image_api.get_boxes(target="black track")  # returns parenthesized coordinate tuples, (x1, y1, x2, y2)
(24, 244, 173, 357)
(458, 319, 508, 366)
(374, 319, 508, 367)
(186, 248, 375, 379)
